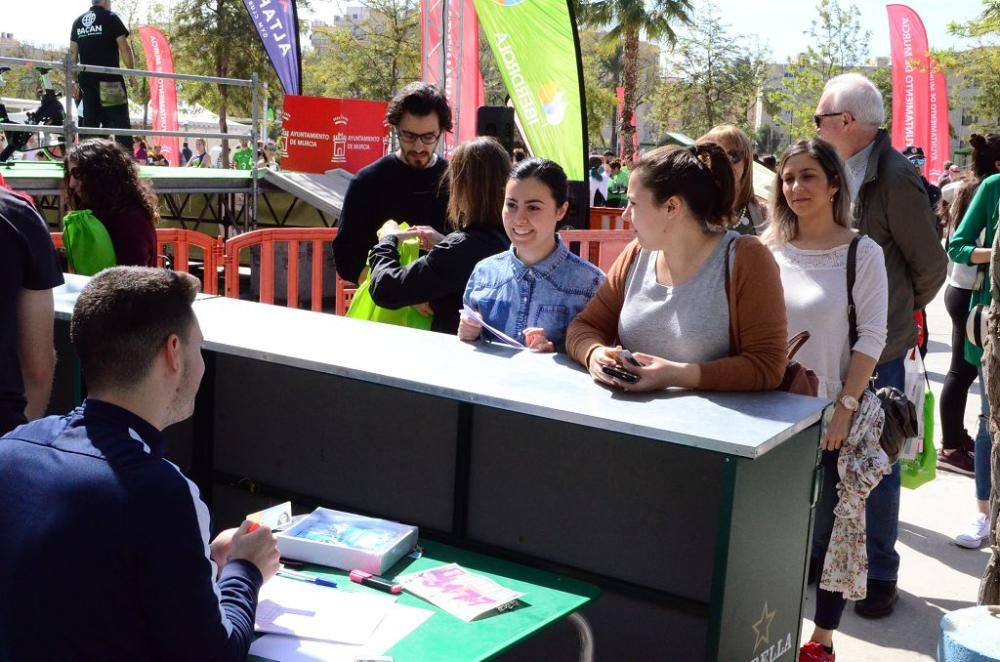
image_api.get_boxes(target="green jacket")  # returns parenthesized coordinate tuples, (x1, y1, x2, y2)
(947, 172, 1000, 364)
(854, 129, 947, 363)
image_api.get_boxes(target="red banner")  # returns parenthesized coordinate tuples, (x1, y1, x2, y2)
(423, 0, 484, 155)
(458, 0, 485, 145)
(138, 26, 179, 166)
(927, 61, 951, 183)
(279, 95, 389, 174)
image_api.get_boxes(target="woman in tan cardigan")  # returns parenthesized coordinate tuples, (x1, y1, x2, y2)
(566, 143, 788, 392)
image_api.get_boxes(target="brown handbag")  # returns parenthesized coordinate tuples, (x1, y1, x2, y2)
(779, 331, 819, 396)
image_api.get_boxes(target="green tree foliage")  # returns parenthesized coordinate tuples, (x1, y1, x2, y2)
(937, 0, 1000, 134)
(578, 30, 659, 150)
(171, 0, 285, 163)
(766, 0, 875, 142)
(646, 1, 769, 139)
(302, 0, 419, 101)
(0, 46, 66, 102)
(575, 0, 692, 159)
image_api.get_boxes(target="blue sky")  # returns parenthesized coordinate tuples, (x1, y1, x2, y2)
(5, 0, 992, 60)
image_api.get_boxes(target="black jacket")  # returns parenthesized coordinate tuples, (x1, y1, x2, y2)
(368, 226, 510, 334)
(334, 154, 450, 283)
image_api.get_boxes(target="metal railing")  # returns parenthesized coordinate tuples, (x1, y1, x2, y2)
(0, 54, 261, 226)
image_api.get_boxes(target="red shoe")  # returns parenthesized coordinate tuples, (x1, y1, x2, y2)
(799, 641, 835, 662)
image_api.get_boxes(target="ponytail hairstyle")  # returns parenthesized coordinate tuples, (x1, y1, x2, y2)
(631, 143, 735, 232)
(950, 133, 1000, 229)
(510, 157, 569, 207)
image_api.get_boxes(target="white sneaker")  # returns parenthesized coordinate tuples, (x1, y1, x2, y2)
(954, 513, 990, 549)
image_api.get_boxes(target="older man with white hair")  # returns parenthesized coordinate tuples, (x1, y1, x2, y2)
(812, 73, 946, 620)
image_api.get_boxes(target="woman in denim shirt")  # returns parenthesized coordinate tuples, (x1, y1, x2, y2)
(459, 158, 606, 351)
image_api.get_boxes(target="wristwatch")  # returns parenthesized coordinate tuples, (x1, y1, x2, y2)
(837, 394, 860, 411)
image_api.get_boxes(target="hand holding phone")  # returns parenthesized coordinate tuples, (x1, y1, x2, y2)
(601, 364, 639, 384)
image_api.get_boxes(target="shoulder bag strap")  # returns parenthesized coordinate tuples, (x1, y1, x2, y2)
(847, 235, 861, 349)
(723, 234, 738, 352)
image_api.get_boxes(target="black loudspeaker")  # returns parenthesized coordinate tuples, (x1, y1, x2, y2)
(476, 106, 515, 155)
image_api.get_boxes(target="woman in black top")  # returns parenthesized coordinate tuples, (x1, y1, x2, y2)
(368, 137, 511, 334)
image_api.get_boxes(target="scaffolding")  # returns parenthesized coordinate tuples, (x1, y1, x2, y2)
(0, 54, 261, 229)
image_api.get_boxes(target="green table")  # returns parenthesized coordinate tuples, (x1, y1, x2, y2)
(250, 539, 599, 662)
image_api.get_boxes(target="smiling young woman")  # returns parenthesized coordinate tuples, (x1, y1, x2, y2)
(459, 158, 605, 352)
(762, 138, 889, 662)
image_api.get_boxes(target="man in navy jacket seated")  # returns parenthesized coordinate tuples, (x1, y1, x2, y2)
(0, 267, 280, 661)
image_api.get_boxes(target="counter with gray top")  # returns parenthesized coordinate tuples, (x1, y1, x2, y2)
(50, 281, 828, 662)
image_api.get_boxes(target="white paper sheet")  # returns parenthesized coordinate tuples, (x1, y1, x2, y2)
(255, 576, 396, 645)
(249, 602, 433, 661)
(460, 305, 526, 349)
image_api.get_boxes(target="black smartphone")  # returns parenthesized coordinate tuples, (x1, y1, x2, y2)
(602, 364, 639, 384)
(619, 349, 643, 367)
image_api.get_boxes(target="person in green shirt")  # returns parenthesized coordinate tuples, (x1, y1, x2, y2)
(948, 171, 1000, 365)
(231, 137, 254, 170)
(606, 159, 628, 208)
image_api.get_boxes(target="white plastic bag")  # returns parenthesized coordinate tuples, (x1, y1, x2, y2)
(901, 348, 926, 461)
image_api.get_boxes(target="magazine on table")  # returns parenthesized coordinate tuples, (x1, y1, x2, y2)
(397, 563, 524, 622)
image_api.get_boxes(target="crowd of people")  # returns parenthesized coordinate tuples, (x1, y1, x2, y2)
(1, 43, 998, 662)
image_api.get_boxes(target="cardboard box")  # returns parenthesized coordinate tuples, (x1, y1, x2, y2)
(276, 508, 418, 575)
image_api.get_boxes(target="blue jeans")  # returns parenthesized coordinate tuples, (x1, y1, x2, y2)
(866, 356, 905, 582)
(977, 368, 992, 502)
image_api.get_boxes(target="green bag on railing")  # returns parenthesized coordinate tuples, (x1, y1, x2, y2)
(63, 209, 117, 276)
(346, 221, 433, 330)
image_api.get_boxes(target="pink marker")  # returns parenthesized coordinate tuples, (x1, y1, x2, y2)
(349, 569, 402, 595)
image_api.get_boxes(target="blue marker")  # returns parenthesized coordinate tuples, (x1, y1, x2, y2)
(277, 568, 337, 588)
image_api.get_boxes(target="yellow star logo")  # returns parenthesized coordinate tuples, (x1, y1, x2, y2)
(752, 601, 776, 654)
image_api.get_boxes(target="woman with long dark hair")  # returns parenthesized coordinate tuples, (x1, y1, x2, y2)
(460, 158, 605, 351)
(764, 139, 888, 662)
(63, 139, 158, 267)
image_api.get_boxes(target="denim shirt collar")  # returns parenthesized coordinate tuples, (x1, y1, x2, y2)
(510, 235, 570, 281)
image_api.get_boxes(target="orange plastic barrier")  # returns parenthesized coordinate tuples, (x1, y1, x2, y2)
(156, 229, 225, 295)
(49, 229, 223, 294)
(223, 228, 341, 312)
(589, 206, 629, 230)
(559, 229, 634, 273)
(335, 278, 357, 316)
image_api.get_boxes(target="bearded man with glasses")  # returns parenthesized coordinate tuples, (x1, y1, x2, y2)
(334, 82, 453, 284)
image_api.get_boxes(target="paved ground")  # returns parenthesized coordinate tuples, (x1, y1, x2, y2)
(799, 285, 994, 659)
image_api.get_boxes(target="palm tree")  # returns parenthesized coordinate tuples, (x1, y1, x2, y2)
(575, 0, 693, 159)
